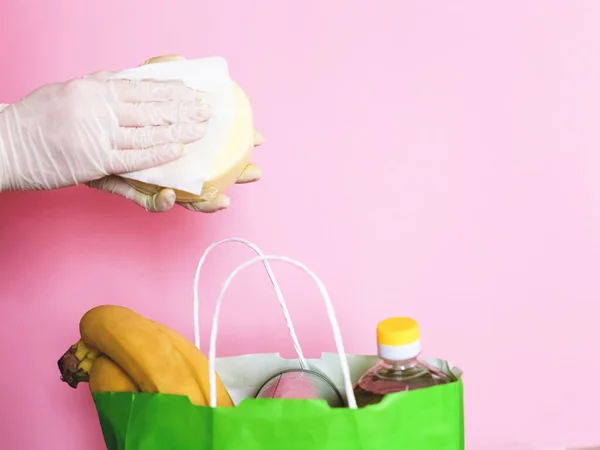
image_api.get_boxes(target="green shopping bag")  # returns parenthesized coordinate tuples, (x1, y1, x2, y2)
(92, 239, 465, 450)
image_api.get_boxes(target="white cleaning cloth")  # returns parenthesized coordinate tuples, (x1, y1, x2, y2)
(108, 57, 235, 196)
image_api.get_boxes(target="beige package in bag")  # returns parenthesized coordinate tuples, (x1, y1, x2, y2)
(108, 54, 258, 204)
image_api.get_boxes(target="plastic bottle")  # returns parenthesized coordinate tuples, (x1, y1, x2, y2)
(353, 317, 454, 407)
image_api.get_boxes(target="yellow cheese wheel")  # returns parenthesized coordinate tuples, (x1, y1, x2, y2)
(123, 55, 255, 203)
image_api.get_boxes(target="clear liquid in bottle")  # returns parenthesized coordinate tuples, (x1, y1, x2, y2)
(353, 317, 454, 407)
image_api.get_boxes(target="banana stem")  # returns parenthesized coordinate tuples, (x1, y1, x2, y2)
(57, 346, 92, 388)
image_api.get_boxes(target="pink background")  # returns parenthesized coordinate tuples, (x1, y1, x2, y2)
(1, 1, 600, 449)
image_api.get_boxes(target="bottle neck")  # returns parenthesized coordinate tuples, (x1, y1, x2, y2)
(383, 357, 420, 370)
(377, 339, 421, 361)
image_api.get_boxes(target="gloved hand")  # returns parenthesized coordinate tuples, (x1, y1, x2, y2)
(83, 69, 264, 213)
(86, 130, 264, 213)
(0, 72, 210, 192)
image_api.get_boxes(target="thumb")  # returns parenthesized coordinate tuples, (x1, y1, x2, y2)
(87, 176, 177, 213)
(108, 143, 185, 174)
(178, 192, 231, 213)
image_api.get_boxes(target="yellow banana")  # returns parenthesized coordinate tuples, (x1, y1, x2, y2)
(78, 357, 94, 373)
(151, 321, 233, 407)
(74, 305, 204, 405)
(57, 305, 235, 407)
(89, 355, 139, 393)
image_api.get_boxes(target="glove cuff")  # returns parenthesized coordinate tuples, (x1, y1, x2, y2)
(0, 104, 9, 192)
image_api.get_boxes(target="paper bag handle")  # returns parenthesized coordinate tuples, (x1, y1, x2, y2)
(208, 255, 357, 409)
(193, 237, 308, 370)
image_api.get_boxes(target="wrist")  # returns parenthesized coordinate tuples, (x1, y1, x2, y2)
(0, 104, 14, 192)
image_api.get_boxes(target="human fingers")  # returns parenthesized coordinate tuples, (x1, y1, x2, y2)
(108, 78, 199, 103)
(107, 143, 185, 174)
(235, 164, 261, 184)
(113, 122, 206, 149)
(116, 99, 211, 127)
(178, 193, 231, 213)
(86, 176, 177, 212)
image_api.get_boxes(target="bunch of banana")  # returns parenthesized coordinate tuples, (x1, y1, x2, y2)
(57, 305, 233, 407)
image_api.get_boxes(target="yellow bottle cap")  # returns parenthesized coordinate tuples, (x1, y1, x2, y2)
(376, 317, 420, 347)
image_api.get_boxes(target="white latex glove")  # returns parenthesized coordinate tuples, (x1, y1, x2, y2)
(86, 131, 264, 213)
(82, 70, 263, 213)
(0, 72, 211, 192)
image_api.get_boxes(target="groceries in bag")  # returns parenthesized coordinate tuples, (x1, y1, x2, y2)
(255, 368, 345, 407)
(56, 304, 234, 407)
(56, 238, 464, 449)
(353, 316, 456, 407)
